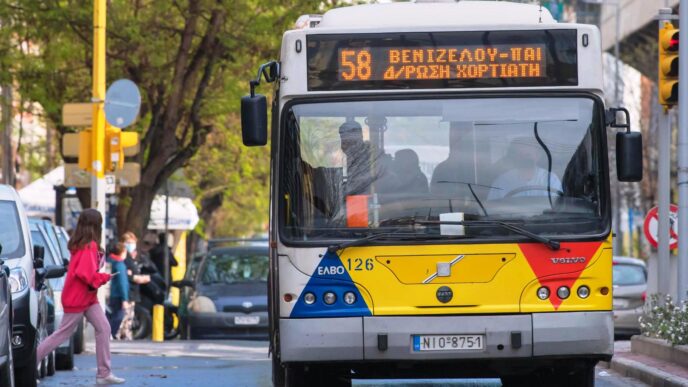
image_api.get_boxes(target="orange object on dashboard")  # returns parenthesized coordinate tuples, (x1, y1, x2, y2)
(346, 195, 369, 228)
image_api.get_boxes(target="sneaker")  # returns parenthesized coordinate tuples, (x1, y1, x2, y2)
(96, 374, 126, 385)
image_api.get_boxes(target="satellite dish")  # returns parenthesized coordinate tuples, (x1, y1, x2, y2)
(105, 79, 141, 128)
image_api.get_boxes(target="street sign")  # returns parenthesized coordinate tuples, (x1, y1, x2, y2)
(64, 162, 140, 188)
(105, 79, 141, 128)
(62, 103, 93, 126)
(644, 204, 679, 249)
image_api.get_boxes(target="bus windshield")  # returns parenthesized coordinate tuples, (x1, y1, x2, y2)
(280, 97, 606, 243)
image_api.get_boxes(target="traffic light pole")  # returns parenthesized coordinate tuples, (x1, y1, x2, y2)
(658, 8, 673, 297)
(92, 0, 107, 247)
(678, 0, 688, 301)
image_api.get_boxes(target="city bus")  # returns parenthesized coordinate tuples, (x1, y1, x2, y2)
(241, 2, 642, 386)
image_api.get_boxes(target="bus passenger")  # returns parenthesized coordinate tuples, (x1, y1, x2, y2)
(487, 139, 562, 200)
(430, 122, 476, 196)
(393, 149, 428, 194)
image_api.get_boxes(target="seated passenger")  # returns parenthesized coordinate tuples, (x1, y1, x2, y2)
(430, 122, 476, 197)
(487, 139, 562, 200)
(393, 149, 428, 194)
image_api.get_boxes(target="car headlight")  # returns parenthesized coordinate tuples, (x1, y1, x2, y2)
(188, 296, 217, 313)
(9, 268, 28, 294)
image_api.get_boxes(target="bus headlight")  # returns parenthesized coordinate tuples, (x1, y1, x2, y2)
(304, 292, 316, 305)
(536, 286, 549, 300)
(323, 292, 336, 305)
(9, 268, 28, 294)
(343, 292, 356, 305)
(577, 286, 590, 299)
(557, 286, 570, 299)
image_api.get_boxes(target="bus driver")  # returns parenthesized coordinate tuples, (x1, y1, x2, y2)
(487, 139, 562, 200)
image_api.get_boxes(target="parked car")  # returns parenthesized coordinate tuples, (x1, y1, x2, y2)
(0, 243, 15, 387)
(29, 218, 73, 372)
(1, 184, 63, 387)
(612, 256, 647, 336)
(179, 245, 269, 340)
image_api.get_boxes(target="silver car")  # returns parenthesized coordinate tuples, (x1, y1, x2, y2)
(612, 256, 647, 336)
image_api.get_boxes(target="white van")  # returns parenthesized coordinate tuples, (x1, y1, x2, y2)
(0, 184, 64, 386)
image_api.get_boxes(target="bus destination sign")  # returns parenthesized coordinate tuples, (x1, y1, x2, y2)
(338, 45, 546, 82)
(307, 30, 578, 91)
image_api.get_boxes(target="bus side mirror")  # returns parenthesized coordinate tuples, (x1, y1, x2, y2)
(608, 107, 642, 182)
(617, 131, 643, 182)
(241, 94, 268, 146)
(241, 61, 279, 147)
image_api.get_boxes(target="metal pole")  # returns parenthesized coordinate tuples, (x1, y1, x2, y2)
(164, 182, 170, 291)
(91, 0, 107, 248)
(2, 85, 13, 186)
(677, 0, 688, 301)
(611, 0, 623, 254)
(658, 111, 671, 296)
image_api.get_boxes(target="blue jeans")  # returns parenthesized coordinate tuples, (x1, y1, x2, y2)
(107, 297, 124, 338)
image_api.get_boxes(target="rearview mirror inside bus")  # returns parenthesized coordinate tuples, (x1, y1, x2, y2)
(616, 131, 643, 182)
(241, 94, 268, 146)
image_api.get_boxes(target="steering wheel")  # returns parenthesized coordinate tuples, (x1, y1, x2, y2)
(504, 185, 564, 198)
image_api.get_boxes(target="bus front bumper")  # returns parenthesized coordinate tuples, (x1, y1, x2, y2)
(279, 311, 613, 362)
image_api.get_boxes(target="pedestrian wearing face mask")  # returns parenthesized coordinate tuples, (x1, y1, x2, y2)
(119, 232, 150, 340)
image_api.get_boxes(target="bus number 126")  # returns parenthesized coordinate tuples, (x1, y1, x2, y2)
(347, 258, 374, 271)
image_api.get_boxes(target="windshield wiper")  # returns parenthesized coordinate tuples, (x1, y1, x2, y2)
(327, 231, 431, 254)
(417, 220, 560, 251)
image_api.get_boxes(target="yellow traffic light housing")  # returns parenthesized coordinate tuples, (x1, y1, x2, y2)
(105, 125, 139, 171)
(659, 22, 679, 108)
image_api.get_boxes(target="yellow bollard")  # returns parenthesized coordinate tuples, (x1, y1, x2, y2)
(152, 304, 164, 342)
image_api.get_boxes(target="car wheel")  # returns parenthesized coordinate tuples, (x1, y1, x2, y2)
(1, 329, 15, 387)
(46, 350, 56, 376)
(14, 337, 38, 387)
(73, 319, 85, 354)
(133, 304, 152, 340)
(56, 337, 74, 370)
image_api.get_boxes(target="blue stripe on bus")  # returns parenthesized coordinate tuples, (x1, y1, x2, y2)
(290, 251, 372, 318)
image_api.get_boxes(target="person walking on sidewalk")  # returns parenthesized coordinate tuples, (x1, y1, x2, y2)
(36, 208, 125, 385)
(106, 242, 130, 339)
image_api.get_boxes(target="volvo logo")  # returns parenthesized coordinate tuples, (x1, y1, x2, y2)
(550, 257, 586, 264)
(436, 286, 453, 303)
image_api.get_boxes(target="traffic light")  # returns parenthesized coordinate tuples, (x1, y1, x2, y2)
(105, 125, 139, 171)
(659, 22, 679, 107)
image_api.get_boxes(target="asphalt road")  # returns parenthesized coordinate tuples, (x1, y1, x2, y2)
(37, 340, 647, 387)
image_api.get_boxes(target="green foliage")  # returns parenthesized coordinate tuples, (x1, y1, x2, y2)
(640, 294, 688, 345)
(2, 0, 325, 236)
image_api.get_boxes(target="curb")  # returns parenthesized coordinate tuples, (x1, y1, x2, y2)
(604, 356, 688, 387)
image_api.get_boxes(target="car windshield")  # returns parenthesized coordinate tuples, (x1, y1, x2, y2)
(613, 263, 646, 286)
(31, 230, 57, 266)
(200, 252, 269, 284)
(0, 200, 26, 259)
(280, 97, 605, 242)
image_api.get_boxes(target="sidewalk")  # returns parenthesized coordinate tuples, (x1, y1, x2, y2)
(602, 339, 688, 387)
(85, 338, 269, 360)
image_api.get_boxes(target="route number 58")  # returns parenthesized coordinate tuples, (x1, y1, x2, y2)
(340, 49, 372, 81)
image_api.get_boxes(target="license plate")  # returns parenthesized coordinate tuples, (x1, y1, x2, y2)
(234, 316, 260, 325)
(413, 335, 484, 351)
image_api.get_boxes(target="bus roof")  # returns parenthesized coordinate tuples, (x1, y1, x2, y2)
(315, 2, 556, 30)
